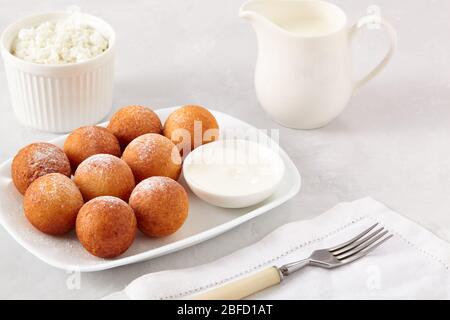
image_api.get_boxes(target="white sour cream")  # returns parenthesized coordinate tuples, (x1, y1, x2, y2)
(183, 140, 285, 208)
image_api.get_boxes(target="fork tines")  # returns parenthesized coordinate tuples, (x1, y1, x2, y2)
(329, 223, 393, 264)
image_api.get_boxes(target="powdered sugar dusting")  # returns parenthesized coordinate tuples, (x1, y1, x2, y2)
(26, 173, 82, 209)
(72, 126, 118, 147)
(75, 154, 122, 175)
(17, 143, 71, 185)
(132, 176, 175, 198)
(31, 145, 59, 162)
(42, 174, 74, 196)
(79, 125, 101, 137)
(132, 134, 159, 161)
(85, 196, 127, 211)
(29, 143, 67, 168)
(129, 105, 152, 118)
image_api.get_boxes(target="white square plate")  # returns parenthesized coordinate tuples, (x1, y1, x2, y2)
(0, 107, 301, 272)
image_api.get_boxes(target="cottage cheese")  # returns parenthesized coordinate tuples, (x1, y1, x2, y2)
(12, 16, 109, 64)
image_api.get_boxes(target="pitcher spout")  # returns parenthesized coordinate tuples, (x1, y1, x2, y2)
(239, 10, 258, 21)
(239, 0, 297, 36)
(239, 0, 260, 21)
(239, 0, 267, 26)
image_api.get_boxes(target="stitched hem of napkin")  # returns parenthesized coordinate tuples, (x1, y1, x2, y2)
(156, 213, 450, 300)
(159, 216, 367, 300)
(366, 215, 450, 271)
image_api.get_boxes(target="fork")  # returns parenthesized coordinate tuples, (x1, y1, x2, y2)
(191, 223, 392, 300)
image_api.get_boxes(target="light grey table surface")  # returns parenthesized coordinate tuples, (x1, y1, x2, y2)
(1, 0, 450, 299)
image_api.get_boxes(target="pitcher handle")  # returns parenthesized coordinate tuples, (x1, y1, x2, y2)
(350, 15, 397, 92)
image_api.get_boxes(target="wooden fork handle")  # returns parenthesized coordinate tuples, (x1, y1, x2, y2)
(191, 267, 282, 300)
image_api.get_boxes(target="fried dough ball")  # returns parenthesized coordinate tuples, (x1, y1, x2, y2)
(63, 126, 121, 171)
(12, 142, 71, 195)
(76, 196, 137, 258)
(122, 133, 182, 182)
(23, 173, 84, 235)
(107, 105, 162, 149)
(163, 105, 219, 155)
(129, 176, 188, 237)
(73, 154, 135, 201)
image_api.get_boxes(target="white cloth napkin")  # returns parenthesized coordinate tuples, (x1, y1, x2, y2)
(104, 198, 450, 300)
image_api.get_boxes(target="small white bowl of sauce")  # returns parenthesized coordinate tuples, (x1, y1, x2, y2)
(183, 139, 285, 208)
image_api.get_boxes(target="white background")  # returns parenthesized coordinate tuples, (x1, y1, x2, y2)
(1, 0, 450, 299)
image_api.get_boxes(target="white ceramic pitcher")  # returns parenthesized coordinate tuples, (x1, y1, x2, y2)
(240, 0, 397, 129)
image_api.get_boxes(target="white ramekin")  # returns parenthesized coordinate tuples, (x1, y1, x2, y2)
(0, 12, 115, 133)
